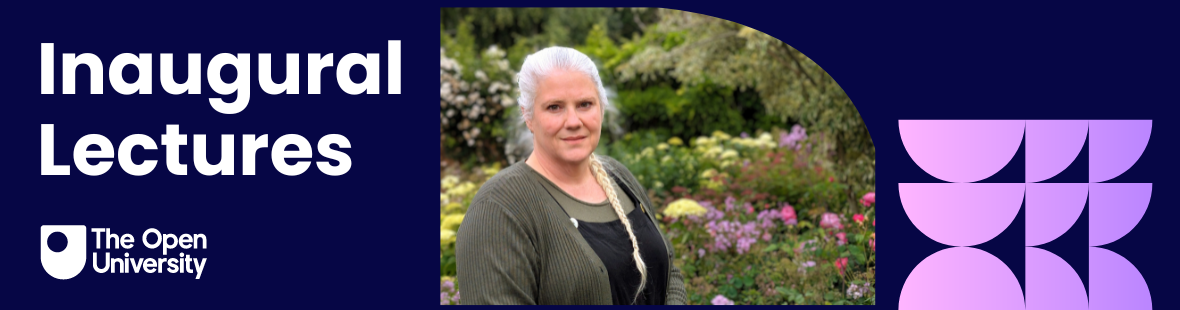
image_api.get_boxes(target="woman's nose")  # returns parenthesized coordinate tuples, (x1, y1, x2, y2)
(563, 108, 583, 129)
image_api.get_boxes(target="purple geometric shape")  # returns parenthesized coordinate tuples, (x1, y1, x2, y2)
(900, 183, 1024, 246)
(1089, 183, 1151, 247)
(1090, 247, 1152, 310)
(900, 120, 1025, 183)
(1026, 247, 1088, 310)
(1025, 183, 1087, 246)
(1025, 120, 1088, 183)
(1089, 120, 1151, 183)
(900, 247, 1025, 310)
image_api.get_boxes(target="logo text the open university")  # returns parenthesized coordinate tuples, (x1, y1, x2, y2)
(40, 225, 209, 280)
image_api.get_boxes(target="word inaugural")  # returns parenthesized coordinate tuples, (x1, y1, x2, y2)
(91, 228, 209, 279)
(39, 41, 401, 114)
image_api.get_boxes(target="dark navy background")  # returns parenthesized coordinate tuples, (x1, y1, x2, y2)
(1, 2, 1175, 308)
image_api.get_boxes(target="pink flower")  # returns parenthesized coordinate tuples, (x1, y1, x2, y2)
(828, 176, 835, 183)
(711, 295, 734, 305)
(835, 232, 847, 246)
(869, 239, 875, 252)
(820, 212, 843, 230)
(780, 204, 798, 226)
(745, 202, 754, 214)
(834, 257, 849, 275)
(860, 192, 876, 207)
(762, 233, 771, 241)
(853, 214, 866, 225)
(794, 239, 817, 254)
(873, 219, 875, 227)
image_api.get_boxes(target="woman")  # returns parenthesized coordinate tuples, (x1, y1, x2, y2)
(456, 47, 688, 305)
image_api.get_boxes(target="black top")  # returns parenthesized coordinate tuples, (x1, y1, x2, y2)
(576, 206, 669, 305)
(531, 166, 671, 305)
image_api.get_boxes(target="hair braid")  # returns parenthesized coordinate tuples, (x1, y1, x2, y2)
(589, 153, 647, 304)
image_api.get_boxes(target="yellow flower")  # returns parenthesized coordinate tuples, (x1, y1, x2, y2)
(441, 229, 457, 246)
(700, 168, 717, 179)
(640, 147, 655, 158)
(441, 214, 465, 231)
(657, 143, 669, 151)
(711, 131, 732, 140)
(695, 136, 713, 147)
(704, 146, 723, 158)
(441, 175, 460, 190)
(668, 137, 684, 146)
(720, 149, 739, 160)
(443, 202, 465, 214)
(480, 163, 501, 176)
(663, 198, 707, 218)
(445, 182, 478, 198)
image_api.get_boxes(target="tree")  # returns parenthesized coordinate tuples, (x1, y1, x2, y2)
(615, 9, 874, 192)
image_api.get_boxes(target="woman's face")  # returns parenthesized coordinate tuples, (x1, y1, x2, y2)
(525, 68, 602, 166)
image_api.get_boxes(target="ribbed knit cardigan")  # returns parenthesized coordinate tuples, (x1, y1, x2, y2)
(456, 155, 688, 305)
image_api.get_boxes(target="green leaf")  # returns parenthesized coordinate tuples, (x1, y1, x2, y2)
(850, 246, 864, 258)
(776, 287, 790, 295)
(762, 244, 779, 253)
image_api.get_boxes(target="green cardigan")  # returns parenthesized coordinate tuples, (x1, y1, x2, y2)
(456, 155, 688, 305)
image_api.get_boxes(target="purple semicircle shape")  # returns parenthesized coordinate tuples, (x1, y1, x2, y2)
(900, 183, 1024, 247)
(1089, 120, 1151, 183)
(900, 247, 1024, 310)
(1025, 183, 1087, 246)
(1025, 120, 1088, 182)
(900, 120, 1024, 183)
(1090, 247, 1152, 310)
(1089, 183, 1151, 247)
(1026, 247, 1088, 310)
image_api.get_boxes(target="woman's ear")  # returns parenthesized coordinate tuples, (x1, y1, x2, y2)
(521, 106, 533, 132)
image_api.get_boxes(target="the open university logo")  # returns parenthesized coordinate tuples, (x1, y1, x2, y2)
(41, 225, 88, 280)
(40, 226, 209, 280)
(898, 120, 1151, 310)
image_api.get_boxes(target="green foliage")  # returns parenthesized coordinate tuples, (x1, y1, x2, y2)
(612, 83, 782, 140)
(610, 9, 875, 193)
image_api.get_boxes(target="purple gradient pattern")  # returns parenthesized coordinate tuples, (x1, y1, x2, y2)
(898, 120, 1152, 310)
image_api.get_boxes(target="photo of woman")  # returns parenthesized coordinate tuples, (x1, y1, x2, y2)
(440, 8, 876, 305)
(456, 47, 687, 305)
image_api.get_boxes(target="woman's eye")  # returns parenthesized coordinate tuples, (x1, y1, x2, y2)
(546, 104, 559, 111)
(579, 101, 592, 108)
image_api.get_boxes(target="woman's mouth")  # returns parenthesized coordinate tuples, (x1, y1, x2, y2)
(562, 136, 586, 142)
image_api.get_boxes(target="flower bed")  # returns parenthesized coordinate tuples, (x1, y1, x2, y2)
(440, 127, 875, 305)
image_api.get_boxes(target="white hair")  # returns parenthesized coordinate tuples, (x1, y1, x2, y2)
(515, 47, 647, 303)
(516, 46, 611, 122)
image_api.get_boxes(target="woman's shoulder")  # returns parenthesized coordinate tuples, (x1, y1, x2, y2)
(595, 154, 639, 183)
(471, 162, 546, 210)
